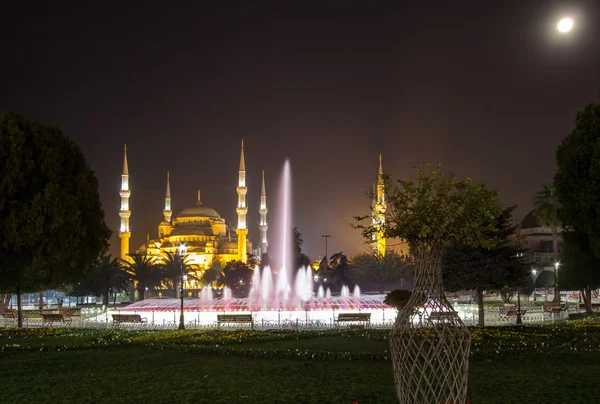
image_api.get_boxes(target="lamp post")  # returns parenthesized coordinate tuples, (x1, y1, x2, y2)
(554, 261, 561, 304)
(516, 288, 522, 325)
(531, 269, 538, 302)
(321, 234, 331, 261)
(178, 243, 187, 330)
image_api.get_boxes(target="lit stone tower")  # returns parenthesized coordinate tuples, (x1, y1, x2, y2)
(258, 170, 268, 255)
(119, 144, 131, 261)
(236, 140, 248, 262)
(163, 172, 172, 222)
(372, 154, 386, 256)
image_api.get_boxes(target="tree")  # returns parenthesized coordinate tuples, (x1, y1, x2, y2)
(218, 260, 253, 298)
(293, 227, 303, 261)
(443, 206, 531, 326)
(0, 112, 111, 327)
(247, 253, 259, 269)
(160, 251, 199, 298)
(384, 289, 412, 309)
(554, 103, 600, 305)
(202, 258, 224, 287)
(354, 165, 501, 403)
(350, 250, 411, 293)
(324, 252, 354, 292)
(559, 230, 600, 314)
(259, 253, 271, 268)
(122, 254, 163, 301)
(292, 227, 312, 268)
(90, 255, 130, 306)
(532, 182, 561, 301)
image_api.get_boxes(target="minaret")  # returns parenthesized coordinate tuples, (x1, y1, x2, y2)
(258, 170, 268, 255)
(373, 154, 386, 256)
(236, 139, 248, 262)
(119, 144, 131, 261)
(163, 172, 172, 222)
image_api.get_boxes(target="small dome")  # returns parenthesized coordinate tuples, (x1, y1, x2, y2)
(220, 238, 237, 250)
(520, 211, 540, 229)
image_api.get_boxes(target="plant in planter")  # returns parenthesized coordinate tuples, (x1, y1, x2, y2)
(354, 165, 501, 403)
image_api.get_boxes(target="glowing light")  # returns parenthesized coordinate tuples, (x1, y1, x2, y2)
(557, 17, 573, 33)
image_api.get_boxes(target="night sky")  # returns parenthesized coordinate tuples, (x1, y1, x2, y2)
(1, 1, 599, 260)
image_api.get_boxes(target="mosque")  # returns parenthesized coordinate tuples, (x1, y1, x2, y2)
(117, 140, 269, 271)
(117, 139, 387, 293)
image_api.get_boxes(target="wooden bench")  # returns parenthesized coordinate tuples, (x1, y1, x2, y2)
(42, 313, 72, 325)
(112, 314, 147, 325)
(335, 313, 371, 328)
(1, 310, 17, 323)
(544, 303, 567, 314)
(217, 314, 253, 329)
(428, 311, 457, 323)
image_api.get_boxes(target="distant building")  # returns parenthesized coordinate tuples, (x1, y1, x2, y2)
(519, 210, 562, 277)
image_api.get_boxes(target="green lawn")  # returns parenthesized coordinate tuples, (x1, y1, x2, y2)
(1, 318, 599, 403)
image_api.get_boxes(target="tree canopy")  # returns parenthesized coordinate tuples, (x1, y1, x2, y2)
(0, 112, 111, 326)
(354, 165, 501, 255)
(442, 206, 530, 326)
(350, 250, 412, 293)
(554, 102, 600, 311)
(218, 260, 253, 298)
(555, 103, 600, 255)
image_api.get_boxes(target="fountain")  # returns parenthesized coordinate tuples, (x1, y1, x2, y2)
(111, 159, 393, 327)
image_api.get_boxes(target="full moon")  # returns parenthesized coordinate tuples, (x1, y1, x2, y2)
(557, 17, 574, 33)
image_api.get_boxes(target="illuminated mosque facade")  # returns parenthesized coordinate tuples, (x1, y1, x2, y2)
(117, 140, 269, 272)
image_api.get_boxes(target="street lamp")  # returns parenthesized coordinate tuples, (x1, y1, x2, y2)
(531, 269, 538, 301)
(554, 261, 561, 303)
(178, 243, 187, 330)
(321, 234, 331, 261)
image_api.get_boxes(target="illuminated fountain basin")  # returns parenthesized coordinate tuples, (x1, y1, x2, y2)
(110, 293, 395, 326)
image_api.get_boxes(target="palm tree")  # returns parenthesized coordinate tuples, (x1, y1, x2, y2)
(160, 251, 200, 298)
(122, 254, 164, 301)
(202, 258, 224, 288)
(533, 182, 562, 302)
(91, 255, 130, 306)
(325, 252, 354, 291)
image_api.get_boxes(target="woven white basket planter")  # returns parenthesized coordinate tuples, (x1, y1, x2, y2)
(390, 247, 471, 403)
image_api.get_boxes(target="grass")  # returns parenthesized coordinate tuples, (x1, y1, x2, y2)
(1, 317, 600, 403)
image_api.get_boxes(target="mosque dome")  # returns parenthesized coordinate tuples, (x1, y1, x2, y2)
(176, 205, 220, 219)
(175, 190, 220, 219)
(520, 211, 541, 229)
(220, 238, 237, 250)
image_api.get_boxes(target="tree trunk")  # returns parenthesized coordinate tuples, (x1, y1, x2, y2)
(138, 287, 145, 301)
(113, 293, 117, 307)
(17, 288, 23, 329)
(103, 290, 109, 306)
(477, 288, 485, 327)
(0, 294, 11, 314)
(584, 287, 593, 315)
(552, 229, 559, 302)
(38, 291, 44, 313)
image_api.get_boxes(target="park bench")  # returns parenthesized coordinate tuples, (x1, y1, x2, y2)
(1, 310, 17, 323)
(428, 311, 458, 323)
(112, 314, 147, 325)
(335, 313, 371, 328)
(544, 303, 567, 314)
(217, 314, 253, 329)
(42, 313, 72, 325)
